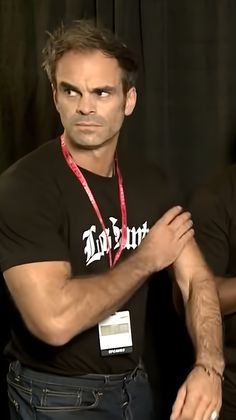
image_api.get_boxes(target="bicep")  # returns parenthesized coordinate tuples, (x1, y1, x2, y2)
(3, 261, 71, 337)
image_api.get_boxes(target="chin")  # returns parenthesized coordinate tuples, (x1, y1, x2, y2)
(67, 131, 114, 150)
(72, 140, 106, 151)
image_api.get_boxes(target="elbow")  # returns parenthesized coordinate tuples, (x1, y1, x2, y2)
(41, 315, 96, 346)
(39, 329, 71, 347)
(26, 316, 75, 347)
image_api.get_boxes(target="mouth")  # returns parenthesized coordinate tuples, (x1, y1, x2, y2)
(75, 123, 101, 127)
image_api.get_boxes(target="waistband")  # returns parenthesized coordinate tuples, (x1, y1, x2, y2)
(9, 360, 145, 386)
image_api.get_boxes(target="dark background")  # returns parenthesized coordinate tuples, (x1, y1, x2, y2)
(1, 1, 236, 418)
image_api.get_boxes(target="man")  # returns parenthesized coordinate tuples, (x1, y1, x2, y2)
(190, 164, 236, 420)
(0, 20, 223, 420)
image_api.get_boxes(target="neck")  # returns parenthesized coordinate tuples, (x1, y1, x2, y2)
(76, 150, 115, 177)
(63, 139, 117, 177)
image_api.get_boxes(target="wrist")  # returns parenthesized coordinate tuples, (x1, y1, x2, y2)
(194, 362, 224, 382)
(133, 246, 155, 275)
(195, 352, 225, 375)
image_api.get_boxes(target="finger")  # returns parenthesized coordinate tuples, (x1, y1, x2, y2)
(176, 219, 194, 239)
(170, 230, 194, 264)
(169, 211, 192, 230)
(178, 227, 195, 249)
(191, 395, 212, 420)
(203, 404, 221, 420)
(170, 385, 187, 420)
(203, 403, 220, 420)
(175, 391, 201, 420)
(202, 392, 221, 420)
(160, 206, 183, 224)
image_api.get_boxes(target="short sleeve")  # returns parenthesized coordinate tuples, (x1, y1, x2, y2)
(0, 165, 69, 271)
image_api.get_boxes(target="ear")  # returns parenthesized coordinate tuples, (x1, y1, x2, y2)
(124, 87, 137, 116)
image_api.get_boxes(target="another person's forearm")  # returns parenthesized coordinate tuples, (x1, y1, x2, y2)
(185, 275, 224, 375)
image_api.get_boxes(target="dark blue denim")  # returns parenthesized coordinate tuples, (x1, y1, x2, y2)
(7, 361, 155, 419)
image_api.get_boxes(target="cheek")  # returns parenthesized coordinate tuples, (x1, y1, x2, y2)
(112, 109, 125, 128)
(106, 104, 125, 125)
(57, 102, 74, 119)
(105, 112, 124, 136)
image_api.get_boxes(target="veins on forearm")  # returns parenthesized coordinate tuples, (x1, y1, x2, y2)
(185, 276, 224, 371)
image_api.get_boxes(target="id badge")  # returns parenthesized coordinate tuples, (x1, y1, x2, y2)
(98, 311, 133, 356)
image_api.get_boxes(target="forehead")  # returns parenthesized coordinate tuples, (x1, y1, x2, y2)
(55, 50, 123, 87)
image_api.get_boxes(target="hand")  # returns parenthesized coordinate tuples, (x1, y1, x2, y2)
(170, 365, 222, 420)
(138, 206, 194, 272)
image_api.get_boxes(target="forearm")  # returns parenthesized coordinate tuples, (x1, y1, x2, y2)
(13, 247, 153, 346)
(185, 274, 224, 374)
(173, 238, 224, 374)
(217, 276, 236, 315)
(57, 249, 152, 344)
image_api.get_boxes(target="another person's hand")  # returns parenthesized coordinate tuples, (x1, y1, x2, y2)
(170, 364, 222, 420)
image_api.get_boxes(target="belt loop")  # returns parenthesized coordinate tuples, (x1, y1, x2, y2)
(138, 358, 144, 370)
(9, 360, 21, 377)
(130, 364, 139, 381)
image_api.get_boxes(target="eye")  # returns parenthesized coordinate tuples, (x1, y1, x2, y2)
(95, 89, 110, 98)
(64, 88, 78, 97)
(100, 91, 109, 97)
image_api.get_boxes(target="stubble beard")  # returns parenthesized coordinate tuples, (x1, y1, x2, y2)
(66, 129, 116, 151)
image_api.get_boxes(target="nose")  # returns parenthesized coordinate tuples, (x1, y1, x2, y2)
(76, 94, 96, 115)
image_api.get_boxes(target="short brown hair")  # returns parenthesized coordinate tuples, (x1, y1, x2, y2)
(42, 20, 138, 93)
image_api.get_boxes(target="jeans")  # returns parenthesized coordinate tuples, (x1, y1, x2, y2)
(7, 361, 155, 419)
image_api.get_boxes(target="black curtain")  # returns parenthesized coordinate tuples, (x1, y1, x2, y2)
(1, 1, 236, 419)
(1, 1, 236, 197)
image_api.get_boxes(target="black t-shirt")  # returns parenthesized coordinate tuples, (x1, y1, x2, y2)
(0, 138, 175, 375)
(190, 164, 236, 373)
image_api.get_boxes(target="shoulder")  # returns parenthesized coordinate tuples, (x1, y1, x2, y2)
(0, 139, 66, 219)
(0, 138, 64, 195)
(119, 157, 179, 215)
(120, 157, 172, 188)
(0, 138, 60, 178)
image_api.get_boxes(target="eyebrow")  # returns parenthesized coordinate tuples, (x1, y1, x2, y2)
(93, 86, 116, 94)
(59, 81, 80, 92)
(58, 81, 116, 94)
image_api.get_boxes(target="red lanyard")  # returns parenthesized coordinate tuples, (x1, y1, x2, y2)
(60, 134, 127, 267)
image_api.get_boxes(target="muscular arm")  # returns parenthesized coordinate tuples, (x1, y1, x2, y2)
(4, 206, 193, 347)
(4, 254, 150, 346)
(173, 238, 224, 374)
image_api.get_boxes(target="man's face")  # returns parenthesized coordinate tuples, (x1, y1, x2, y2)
(53, 50, 136, 150)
